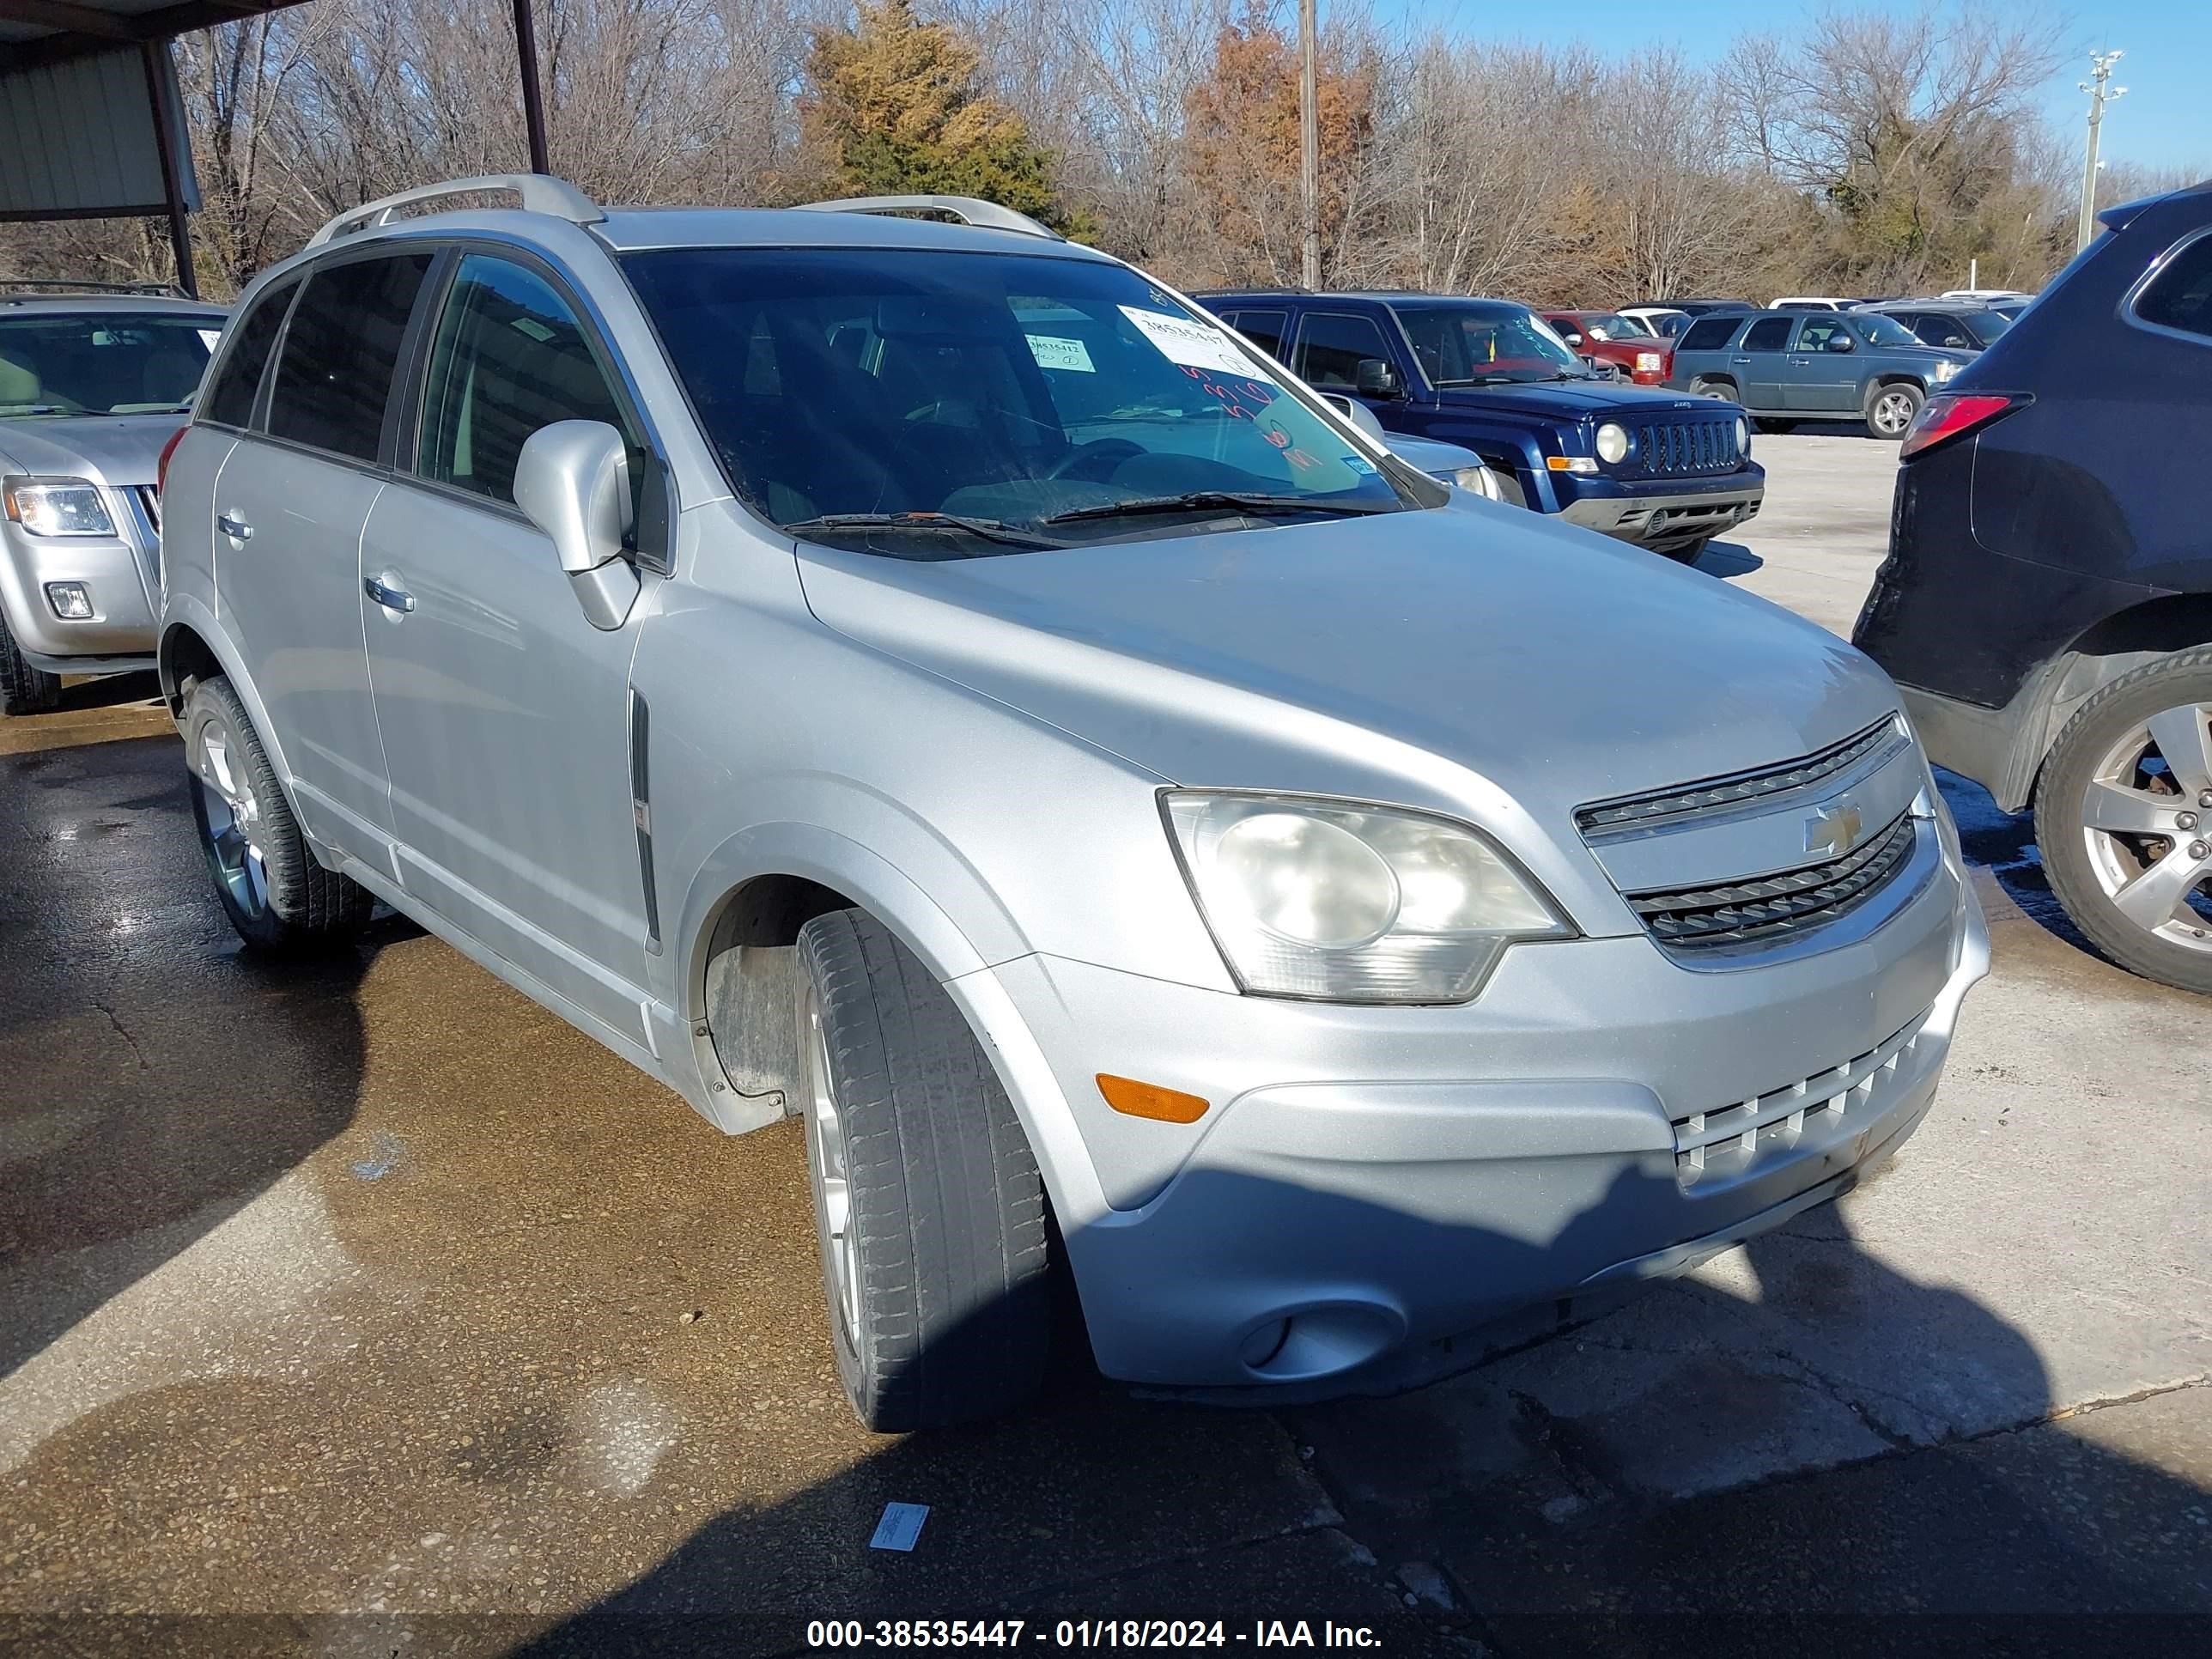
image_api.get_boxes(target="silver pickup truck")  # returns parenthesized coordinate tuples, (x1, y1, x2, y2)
(1, 287, 227, 714)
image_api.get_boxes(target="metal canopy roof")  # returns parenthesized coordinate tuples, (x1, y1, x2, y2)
(0, 2, 313, 72)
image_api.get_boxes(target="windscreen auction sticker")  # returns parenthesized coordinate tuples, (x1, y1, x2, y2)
(1119, 306, 1275, 380)
(1025, 335, 1096, 373)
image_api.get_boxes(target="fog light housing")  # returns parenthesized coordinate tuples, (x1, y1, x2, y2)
(45, 580, 94, 620)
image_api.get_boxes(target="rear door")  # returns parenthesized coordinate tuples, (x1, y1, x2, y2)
(1735, 315, 1795, 410)
(213, 248, 435, 853)
(1784, 315, 1861, 412)
(356, 249, 656, 1044)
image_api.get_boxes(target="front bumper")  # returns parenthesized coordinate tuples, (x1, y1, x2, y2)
(977, 837, 1987, 1390)
(0, 515, 159, 667)
(1559, 472, 1765, 551)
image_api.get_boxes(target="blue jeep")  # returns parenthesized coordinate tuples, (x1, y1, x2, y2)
(1200, 291, 1765, 560)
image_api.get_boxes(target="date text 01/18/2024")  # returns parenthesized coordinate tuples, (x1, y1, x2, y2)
(805, 1620, 1385, 1649)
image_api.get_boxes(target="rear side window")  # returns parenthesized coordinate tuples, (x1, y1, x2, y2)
(200, 280, 291, 428)
(1679, 316, 1741, 351)
(1294, 311, 1395, 388)
(1741, 317, 1793, 352)
(2135, 233, 2212, 340)
(267, 252, 434, 461)
(416, 254, 631, 505)
(1228, 309, 1289, 357)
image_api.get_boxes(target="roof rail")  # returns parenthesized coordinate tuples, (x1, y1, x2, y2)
(1, 279, 188, 299)
(306, 174, 605, 249)
(791, 194, 1062, 241)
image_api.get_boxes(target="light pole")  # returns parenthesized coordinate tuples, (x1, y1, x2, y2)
(2076, 50, 2127, 252)
(1299, 0, 1320, 290)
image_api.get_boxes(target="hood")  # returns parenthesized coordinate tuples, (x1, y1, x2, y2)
(1432, 380, 1709, 421)
(0, 412, 190, 486)
(794, 502, 1900, 854)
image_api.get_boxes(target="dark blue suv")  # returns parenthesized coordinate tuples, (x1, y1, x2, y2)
(1200, 292, 1764, 561)
(1852, 180, 2212, 994)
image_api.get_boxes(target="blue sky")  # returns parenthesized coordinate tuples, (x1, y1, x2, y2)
(1366, 2, 2209, 174)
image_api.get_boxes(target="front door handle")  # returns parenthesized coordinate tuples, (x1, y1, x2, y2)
(363, 574, 416, 615)
(216, 512, 252, 542)
(1788, 356, 1814, 366)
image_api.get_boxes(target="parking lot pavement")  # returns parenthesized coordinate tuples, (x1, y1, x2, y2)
(3, 456, 2209, 1653)
(1695, 429, 1901, 637)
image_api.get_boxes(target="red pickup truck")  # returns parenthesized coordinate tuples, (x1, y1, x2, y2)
(1540, 311, 1674, 386)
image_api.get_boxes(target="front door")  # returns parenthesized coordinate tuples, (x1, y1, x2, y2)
(213, 251, 435, 854)
(1784, 316, 1862, 412)
(358, 252, 654, 1044)
(1735, 314, 1796, 410)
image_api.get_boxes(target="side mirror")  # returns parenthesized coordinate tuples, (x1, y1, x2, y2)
(514, 420, 641, 631)
(1827, 335, 1856, 353)
(1320, 391, 1389, 443)
(1353, 356, 1404, 399)
(1561, 331, 1583, 346)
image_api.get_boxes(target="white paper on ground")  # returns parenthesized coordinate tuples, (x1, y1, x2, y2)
(869, 1501, 930, 1552)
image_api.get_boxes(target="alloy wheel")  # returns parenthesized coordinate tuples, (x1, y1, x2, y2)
(2077, 701, 2212, 955)
(799, 981, 864, 1348)
(1871, 390, 1917, 435)
(192, 715, 271, 921)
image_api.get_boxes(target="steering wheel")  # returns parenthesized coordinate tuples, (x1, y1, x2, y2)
(1046, 439, 1144, 483)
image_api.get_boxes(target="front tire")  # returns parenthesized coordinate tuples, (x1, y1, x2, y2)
(1690, 377, 1735, 402)
(794, 908, 1052, 1430)
(2035, 649, 2212, 994)
(0, 611, 62, 716)
(183, 677, 374, 950)
(1865, 381, 1923, 440)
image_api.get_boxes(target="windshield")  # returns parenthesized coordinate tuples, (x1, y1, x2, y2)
(621, 248, 1411, 556)
(0, 313, 218, 415)
(1847, 313, 1922, 349)
(1389, 302, 1585, 384)
(1581, 313, 1647, 341)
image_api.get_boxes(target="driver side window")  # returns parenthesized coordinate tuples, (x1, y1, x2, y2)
(1796, 318, 1850, 352)
(416, 254, 633, 506)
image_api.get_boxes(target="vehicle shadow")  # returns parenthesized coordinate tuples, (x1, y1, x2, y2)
(50, 669, 165, 714)
(515, 1153, 2210, 1656)
(1686, 540, 1761, 577)
(0, 731, 374, 1395)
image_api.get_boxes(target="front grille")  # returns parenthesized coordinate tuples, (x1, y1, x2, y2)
(1630, 417, 1741, 477)
(1673, 1004, 1934, 1186)
(133, 484, 161, 536)
(1578, 716, 1905, 837)
(1626, 808, 1917, 950)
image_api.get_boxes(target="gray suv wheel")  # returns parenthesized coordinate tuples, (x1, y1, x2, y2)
(0, 611, 61, 716)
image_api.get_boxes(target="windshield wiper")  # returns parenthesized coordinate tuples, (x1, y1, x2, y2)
(784, 511, 1065, 550)
(1041, 491, 1393, 526)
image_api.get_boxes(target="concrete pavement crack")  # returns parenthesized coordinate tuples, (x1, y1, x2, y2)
(92, 1000, 149, 1071)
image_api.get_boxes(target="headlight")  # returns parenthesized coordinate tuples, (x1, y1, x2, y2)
(1594, 422, 1629, 465)
(1933, 360, 1958, 382)
(3, 477, 116, 538)
(1735, 416, 1749, 453)
(1635, 351, 1663, 373)
(1163, 792, 1572, 1002)
(1447, 463, 1501, 500)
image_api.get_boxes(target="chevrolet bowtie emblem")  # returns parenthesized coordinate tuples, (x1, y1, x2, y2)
(1806, 802, 1864, 858)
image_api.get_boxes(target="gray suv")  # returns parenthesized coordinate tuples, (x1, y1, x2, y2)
(2, 286, 228, 713)
(1668, 308, 1976, 439)
(159, 176, 1989, 1429)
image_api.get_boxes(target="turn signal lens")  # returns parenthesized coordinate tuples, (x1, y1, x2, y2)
(1097, 1073, 1209, 1124)
(1899, 393, 2020, 461)
(1547, 455, 1598, 474)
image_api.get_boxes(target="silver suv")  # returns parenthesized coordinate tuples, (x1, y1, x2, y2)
(159, 176, 1989, 1429)
(2, 285, 228, 713)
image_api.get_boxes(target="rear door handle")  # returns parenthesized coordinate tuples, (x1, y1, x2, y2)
(216, 512, 252, 542)
(1729, 356, 1752, 365)
(363, 574, 416, 615)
